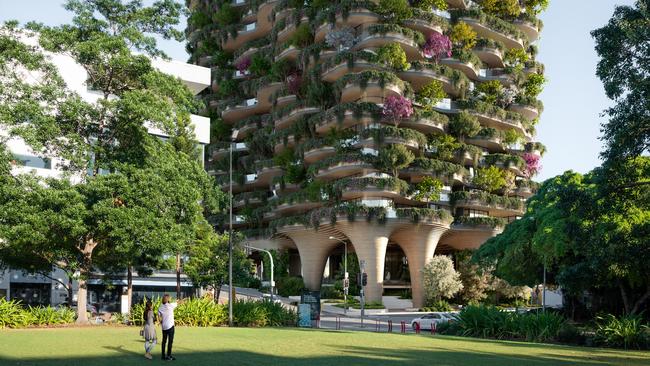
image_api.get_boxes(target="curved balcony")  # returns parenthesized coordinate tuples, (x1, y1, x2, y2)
(354, 30, 423, 61)
(473, 45, 504, 69)
(274, 105, 320, 130)
(233, 191, 269, 209)
(451, 191, 525, 217)
(210, 142, 248, 161)
(221, 98, 263, 123)
(334, 176, 418, 206)
(477, 68, 513, 86)
(303, 145, 336, 164)
(275, 45, 301, 62)
(275, 93, 298, 108)
(481, 155, 526, 177)
(273, 134, 298, 154)
(400, 158, 468, 186)
(354, 136, 421, 152)
(461, 102, 528, 136)
(268, 196, 324, 216)
(309, 154, 377, 181)
(509, 103, 540, 120)
(276, 17, 309, 44)
(314, 9, 381, 42)
(234, 115, 270, 140)
(514, 19, 541, 42)
(398, 64, 466, 97)
(340, 80, 405, 104)
(233, 47, 261, 66)
(314, 104, 380, 134)
(322, 59, 381, 83)
(511, 185, 534, 199)
(221, 0, 277, 51)
(403, 9, 448, 38)
(459, 15, 525, 50)
(466, 133, 505, 153)
(440, 57, 480, 80)
(399, 115, 447, 135)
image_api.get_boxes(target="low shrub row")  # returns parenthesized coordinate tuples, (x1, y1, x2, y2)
(0, 298, 76, 328)
(438, 305, 650, 349)
(129, 296, 296, 328)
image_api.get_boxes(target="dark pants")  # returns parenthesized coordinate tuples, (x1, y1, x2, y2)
(161, 326, 174, 358)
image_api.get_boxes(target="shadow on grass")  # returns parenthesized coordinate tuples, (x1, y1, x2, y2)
(2, 336, 649, 366)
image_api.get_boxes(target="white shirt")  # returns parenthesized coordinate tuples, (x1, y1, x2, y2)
(158, 302, 177, 330)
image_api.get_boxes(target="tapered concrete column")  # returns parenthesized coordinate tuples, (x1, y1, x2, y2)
(284, 230, 339, 291)
(392, 225, 448, 308)
(336, 222, 397, 304)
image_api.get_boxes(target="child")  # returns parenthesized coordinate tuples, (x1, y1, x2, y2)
(143, 301, 157, 360)
(158, 294, 178, 361)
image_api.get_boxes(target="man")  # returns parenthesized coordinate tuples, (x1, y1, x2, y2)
(158, 294, 177, 361)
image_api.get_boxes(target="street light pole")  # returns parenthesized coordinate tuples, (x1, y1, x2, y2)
(329, 237, 348, 314)
(246, 245, 274, 302)
(228, 138, 233, 327)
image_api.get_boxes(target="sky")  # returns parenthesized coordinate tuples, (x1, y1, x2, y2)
(0, 0, 635, 181)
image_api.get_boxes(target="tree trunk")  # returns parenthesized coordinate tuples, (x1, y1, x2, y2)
(631, 285, 650, 314)
(76, 277, 89, 324)
(214, 285, 222, 303)
(619, 283, 631, 314)
(67, 275, 74, 307)
(127, 266, 133, 311)
(176, 254, 181, 299)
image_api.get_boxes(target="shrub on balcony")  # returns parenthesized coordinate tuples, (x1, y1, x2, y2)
(288, 23, 313, 48)
(450, 21, 477, 51)
(218, 79, 240, 98)
(332, 176, 410, 197)
(377, 144, 415, 177)
(423, 32, 452, 62)
(504, 48, 529, 72)
(234, 56, 251, 72)
(522, 152, 542, 177)
(366, 23, 425, 46)
(409, 157, 468, 179)
(476, 80, 503, 105)
(377, 43, 410, 71)
(525, 141, 547, 155)
(454, 215, 506, 228)
(396, 207, 452, 223)
(451, 9, 526, 43)
(522, 0, 549, 16)
(416, 80, 447, 111)
(450, 191, 523, 211)
(413, 0, 448, 11)
(412, 176, 443, 202)
(361, 125, 427, 147)
(480, 0, 521, 18)
(503, 129, 525, 145)
(214, 3, 242, 26)
(473, 166, 507, 193)
(335, 70, 410, 97)
(522, 73, 546, 98)
(428, 134, 461, 161)
(448, 110, 481, 140)
(249, 54, 272, 76)
(382, 95, 414, 126)
(376, 0, 413, 23)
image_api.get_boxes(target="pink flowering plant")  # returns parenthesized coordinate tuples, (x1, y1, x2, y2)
(235, 56, 251, 73)
(383, 95, 414, 126)
(523, 152, 542, 177)
(423, 33, 452, 62)
(286, 73, 302, 95)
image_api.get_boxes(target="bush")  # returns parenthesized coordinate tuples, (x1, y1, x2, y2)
(0, 299, 76, 328)
(320, 285, 343, 300)
(450, 22, 477, 51)
(557, 323, 586, 346)
(454, 305, 567, 343)
(595, 313, 650, 350)
(376, 0, 413, 23)
(276, 276, 306, 297)
(288, 23, 313, 48)
(129, 296, 296, 328)
(377, 43, 409, 71)
(421, 300, 452, 312)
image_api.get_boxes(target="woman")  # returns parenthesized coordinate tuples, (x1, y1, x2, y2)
(143, 301, 157, 360)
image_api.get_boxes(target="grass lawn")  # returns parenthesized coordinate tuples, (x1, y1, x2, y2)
(1, 326, 649, 366)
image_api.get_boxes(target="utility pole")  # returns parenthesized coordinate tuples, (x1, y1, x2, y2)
(246, 245, 274, 302)
(228, 135, 234, 327)
(360, 260, 365, 327)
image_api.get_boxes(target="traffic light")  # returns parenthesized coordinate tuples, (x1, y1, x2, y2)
(361, 272, 368, 286)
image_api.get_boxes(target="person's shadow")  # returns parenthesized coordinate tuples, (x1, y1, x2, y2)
(102, 345, 140, 356)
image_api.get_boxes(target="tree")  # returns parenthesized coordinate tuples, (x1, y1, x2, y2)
(448, 110, 481, 141)
(416, 80, 447, 111)
(591, 0, 650, 162)
(414, 0, 448, 11)
(474, 167, 650, 315)
(480, 0, 521, 18)
(450, 22, 477, 51)
(413, 176, 443, 202)
(0, 1, 218, 322)
(376, 0, 413, 23)
(183, 224, 252, 302)
(473, 166, 507, 193)
(422, 255, 463, 305)
(377, 43, 409, 71)
(455, 250, 491, 304)
(377, 144, 415, 178)
(382, 95, 414, 127)
(423, 33, 452, 62)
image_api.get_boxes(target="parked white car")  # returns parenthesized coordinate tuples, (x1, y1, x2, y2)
(411, 312, 456, 330)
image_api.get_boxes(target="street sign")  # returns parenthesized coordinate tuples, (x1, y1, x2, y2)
(300, 290, 321, 320)
(343, 278, 349, 290)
